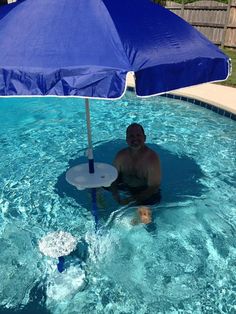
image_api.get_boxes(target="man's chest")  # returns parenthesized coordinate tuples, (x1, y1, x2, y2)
(121, 157, 148, 176)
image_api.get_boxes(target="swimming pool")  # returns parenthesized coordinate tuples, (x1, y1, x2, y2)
(0, 92, 235, 313)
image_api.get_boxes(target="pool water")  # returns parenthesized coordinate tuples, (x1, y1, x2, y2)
(0, 92, 235, 313)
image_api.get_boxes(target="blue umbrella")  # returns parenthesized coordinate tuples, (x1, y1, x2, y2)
(0, 0, 230, 98)
(0, 0, 230, 221)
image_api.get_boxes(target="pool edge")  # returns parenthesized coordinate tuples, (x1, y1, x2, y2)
(126, 74, 236, 121)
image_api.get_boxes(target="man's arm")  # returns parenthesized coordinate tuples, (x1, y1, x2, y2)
(147, 153, 161, 187)
(110, 152, 123, 203)
(136, 154, 161, 202)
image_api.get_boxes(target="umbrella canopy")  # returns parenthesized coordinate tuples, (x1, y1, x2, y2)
(0, 0, 230, 98)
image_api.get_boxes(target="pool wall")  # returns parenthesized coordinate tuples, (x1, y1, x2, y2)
(127, 86, 236, 121)
(162, 93, 236, 121)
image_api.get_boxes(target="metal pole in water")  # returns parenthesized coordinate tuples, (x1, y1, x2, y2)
(85, 98, 98, 227)
(91, 188, 98, 229)
(85, 98, 94, 174)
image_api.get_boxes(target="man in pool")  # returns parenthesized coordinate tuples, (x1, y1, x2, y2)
(111, 123, 161, 223)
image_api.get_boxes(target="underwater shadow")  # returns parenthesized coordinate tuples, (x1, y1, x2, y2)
(0, 282, 49, 314)
(55, 140, 205, 216)
(148, 143, 205, 204)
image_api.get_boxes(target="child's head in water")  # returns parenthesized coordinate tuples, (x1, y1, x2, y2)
(131, 206, 152, 225)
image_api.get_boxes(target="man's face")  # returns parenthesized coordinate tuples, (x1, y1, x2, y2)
(126, 125, 146, 150)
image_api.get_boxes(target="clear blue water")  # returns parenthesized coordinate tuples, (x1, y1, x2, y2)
(0, 92, 236, 314)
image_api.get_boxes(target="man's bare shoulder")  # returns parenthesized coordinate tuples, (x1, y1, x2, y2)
(115, 148, 130, 159)
(113, 148, 130, 169)
(145, 147, 160, 162)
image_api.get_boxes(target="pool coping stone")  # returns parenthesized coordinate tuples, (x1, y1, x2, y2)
(126, 73, 236, 121)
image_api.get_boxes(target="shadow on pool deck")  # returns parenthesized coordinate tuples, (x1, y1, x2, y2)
(55, 140, 206, 218)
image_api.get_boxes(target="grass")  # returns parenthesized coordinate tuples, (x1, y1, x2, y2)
(153, 0, 228, 4)
(168, 0, 228, 4)
(219, 48, 236, 87)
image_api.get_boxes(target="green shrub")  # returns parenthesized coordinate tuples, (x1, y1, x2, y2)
(219, 49, 236, 87)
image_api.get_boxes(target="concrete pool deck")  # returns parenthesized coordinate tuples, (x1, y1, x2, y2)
(126, 73, 236, 116)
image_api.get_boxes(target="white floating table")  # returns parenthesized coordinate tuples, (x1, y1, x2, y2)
(66, 162, 118, 190)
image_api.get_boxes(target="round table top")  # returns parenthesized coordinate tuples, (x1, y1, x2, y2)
(66, 162, 118, 190)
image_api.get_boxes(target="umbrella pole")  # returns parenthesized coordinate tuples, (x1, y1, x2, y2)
(85, 98, 98, 228)
(85, 98, 94, 174)
(85, 98, 94, 173)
